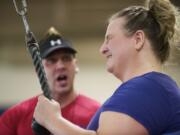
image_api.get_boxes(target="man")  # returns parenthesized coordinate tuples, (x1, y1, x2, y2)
(0, 27, 100, 135)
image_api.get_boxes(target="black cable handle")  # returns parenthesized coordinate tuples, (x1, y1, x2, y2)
(25, 32, 51, 99)
(12, 0, 51, 134)
(26, 32, 51, 135)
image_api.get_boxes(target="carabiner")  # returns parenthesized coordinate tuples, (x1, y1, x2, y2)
(13, 0, 27, 16)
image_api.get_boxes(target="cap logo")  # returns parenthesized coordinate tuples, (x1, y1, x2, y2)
(50, 39, 62, 46)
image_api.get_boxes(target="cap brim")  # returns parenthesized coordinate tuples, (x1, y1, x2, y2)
(41, 45, 77, 58)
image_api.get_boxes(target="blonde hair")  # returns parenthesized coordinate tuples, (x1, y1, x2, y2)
(109, 0, 180, 63)
(45, 26, 62, 37)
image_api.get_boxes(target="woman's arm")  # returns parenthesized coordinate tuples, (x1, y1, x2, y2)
(34, 95, 149, 135)
(98, 111, 149, 135)
(49, 115, 96, 135)
(33, 95, 96, 135)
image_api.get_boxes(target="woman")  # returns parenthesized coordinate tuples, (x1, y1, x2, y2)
(34, 0, 180, 134)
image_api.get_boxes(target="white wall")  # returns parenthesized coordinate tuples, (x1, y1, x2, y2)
(0, 64, 120, 105)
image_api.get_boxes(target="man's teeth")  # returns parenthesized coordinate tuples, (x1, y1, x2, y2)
(57, 75, 67, 81)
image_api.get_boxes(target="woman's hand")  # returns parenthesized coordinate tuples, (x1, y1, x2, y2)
(33, 95, 61, 129)
(33, 95, 97, 135)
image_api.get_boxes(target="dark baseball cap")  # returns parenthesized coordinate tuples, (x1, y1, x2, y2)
(39, 27, 77, 58)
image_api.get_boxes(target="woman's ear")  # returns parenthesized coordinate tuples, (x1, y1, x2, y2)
(133, 30, 145, 51)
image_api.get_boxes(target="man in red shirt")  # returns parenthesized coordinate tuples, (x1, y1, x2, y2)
(0, 27, 100, 135)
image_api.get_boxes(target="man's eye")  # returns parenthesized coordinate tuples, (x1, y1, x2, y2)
(62, 55, 72, 62)
(47, 58, 56, 64)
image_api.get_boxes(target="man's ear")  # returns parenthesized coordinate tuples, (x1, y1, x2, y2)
(75, 67, 79, 73)
(74, 59, 79, 73)
(133, 30, 145, 51)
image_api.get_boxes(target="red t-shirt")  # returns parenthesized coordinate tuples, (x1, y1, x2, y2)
(0, 94, 100, 135)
